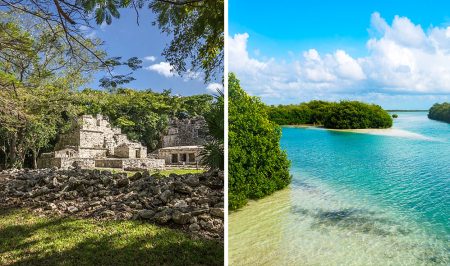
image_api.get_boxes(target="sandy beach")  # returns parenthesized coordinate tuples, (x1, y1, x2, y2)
(283, 125, 438, 141)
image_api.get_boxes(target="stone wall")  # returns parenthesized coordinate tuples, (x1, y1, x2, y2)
(114, 144, 133, 158)
(122, 158, 165, 171)
(79, 131, 105, 150)
(37, 158, 96, 169)
(94, 158, 165, 170)
(95, 159, 123, 169)
(162, 116, 210, 147)
(78, 147, 107, 159)
(158, 146, 203, 165)
(0, 168, 224, 240)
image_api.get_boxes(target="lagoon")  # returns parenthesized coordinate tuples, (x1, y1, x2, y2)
(229, 112, 449, 265)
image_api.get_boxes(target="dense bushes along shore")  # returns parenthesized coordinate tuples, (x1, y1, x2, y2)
(428, 102, 450, 123)
(268, 100, 393, 129)
(228, 73, 291, 210)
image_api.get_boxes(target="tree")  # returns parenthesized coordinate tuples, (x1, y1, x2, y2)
(428, 102, 450, 123)
(201, 89, 224, 170)
(0, 17, 90, 168)
(0, 0, 224, 84)
(267, 100, 393, 129)
(149, 0, 224, 82)
(229, 73, 291, 210)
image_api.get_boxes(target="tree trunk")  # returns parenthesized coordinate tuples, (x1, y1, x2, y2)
(8, 133, 17, 168)
(32, 149, 37, 169)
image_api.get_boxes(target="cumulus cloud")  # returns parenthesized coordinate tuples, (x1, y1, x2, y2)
(144, 56, 156, 62)
(206, 83, 223, 92)
(229, 13, 450, 105)
(146, 62, 176, 77)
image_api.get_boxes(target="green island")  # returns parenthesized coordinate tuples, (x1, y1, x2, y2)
(428, 102, 450, 123)
(267, 100, 393, 129)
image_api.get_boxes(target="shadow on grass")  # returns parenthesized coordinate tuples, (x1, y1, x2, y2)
(0, 208, 223, 266)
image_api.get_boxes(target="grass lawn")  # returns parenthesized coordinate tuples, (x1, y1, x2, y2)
(0, 208, 223, 266)
(157, 168, 205, 176)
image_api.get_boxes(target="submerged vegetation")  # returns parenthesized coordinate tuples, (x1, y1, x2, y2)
(428, 102, 450, 123)
(267, 100, 393, 129)
(228, 73, 291, 210)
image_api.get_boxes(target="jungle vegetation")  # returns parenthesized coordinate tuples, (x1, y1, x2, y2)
(0, 1, 224, 170)
(228, 73, 291, 210)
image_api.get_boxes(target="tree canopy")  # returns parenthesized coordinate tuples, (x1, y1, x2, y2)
(0, 83, 214, 170)
(228, 73, 291, 210)
(267, 100, 393, 129)
(428, 102, 450, 123)
(0, 0, 224, 84)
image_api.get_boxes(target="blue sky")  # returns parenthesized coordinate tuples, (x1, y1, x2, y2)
(229, 0, 450, 109)
(83, 8, 220, 96)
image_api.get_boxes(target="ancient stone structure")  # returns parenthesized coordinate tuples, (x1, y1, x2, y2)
(157, 116, 209, 166)
(38, 115, 165, 170)
(158, 146, 204, 166)
(162, 116, 210, 147)
(37, 114, 209, 170)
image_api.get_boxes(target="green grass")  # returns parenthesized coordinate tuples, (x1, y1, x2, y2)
(0, 208, 223, 266)
(156, 169, 204, 176)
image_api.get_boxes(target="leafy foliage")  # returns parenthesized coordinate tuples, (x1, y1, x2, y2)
(228, 73, 291, 210)
(150, 0, 224, 82)
(428, 102, 450, 123)
(200, 90, 224, 170)
(80, 0, 224, 82)
(1, 0, 223, 84)
(268, 100, 393, 129)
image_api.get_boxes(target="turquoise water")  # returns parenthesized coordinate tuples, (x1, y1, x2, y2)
(229, 112, 450, 265)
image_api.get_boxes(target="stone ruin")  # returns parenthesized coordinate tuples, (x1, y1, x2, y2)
(38, 114, 210, 170)
(0, 168, 224, 239)
(161, 116, 210, 147)
(157, 116, 210, 166)
(38, 115, 165, 170)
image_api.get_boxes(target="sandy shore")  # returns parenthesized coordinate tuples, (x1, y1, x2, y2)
(283, 125, 437, 141)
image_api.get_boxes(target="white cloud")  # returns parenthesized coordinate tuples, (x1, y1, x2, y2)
(144, 56, 156, 62)
(229, 13, 450, 105)
(146, 62, 176, 77)
(206, 83, 223, 92)
(229, 33, 268, 75)
(79, 25, 97, 39)
(183, 70, 202, 81)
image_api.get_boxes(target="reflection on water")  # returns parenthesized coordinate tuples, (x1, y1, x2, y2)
(229, 112, 449, 265)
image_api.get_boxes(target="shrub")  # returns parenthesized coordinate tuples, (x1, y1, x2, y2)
(323, 101, 392, 129)
(428, 102, 450, 123)
(392, 114, 398, 118)
(228, 73, 291, 210)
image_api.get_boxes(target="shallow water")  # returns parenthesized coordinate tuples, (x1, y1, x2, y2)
(229, 112, 450, 265)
